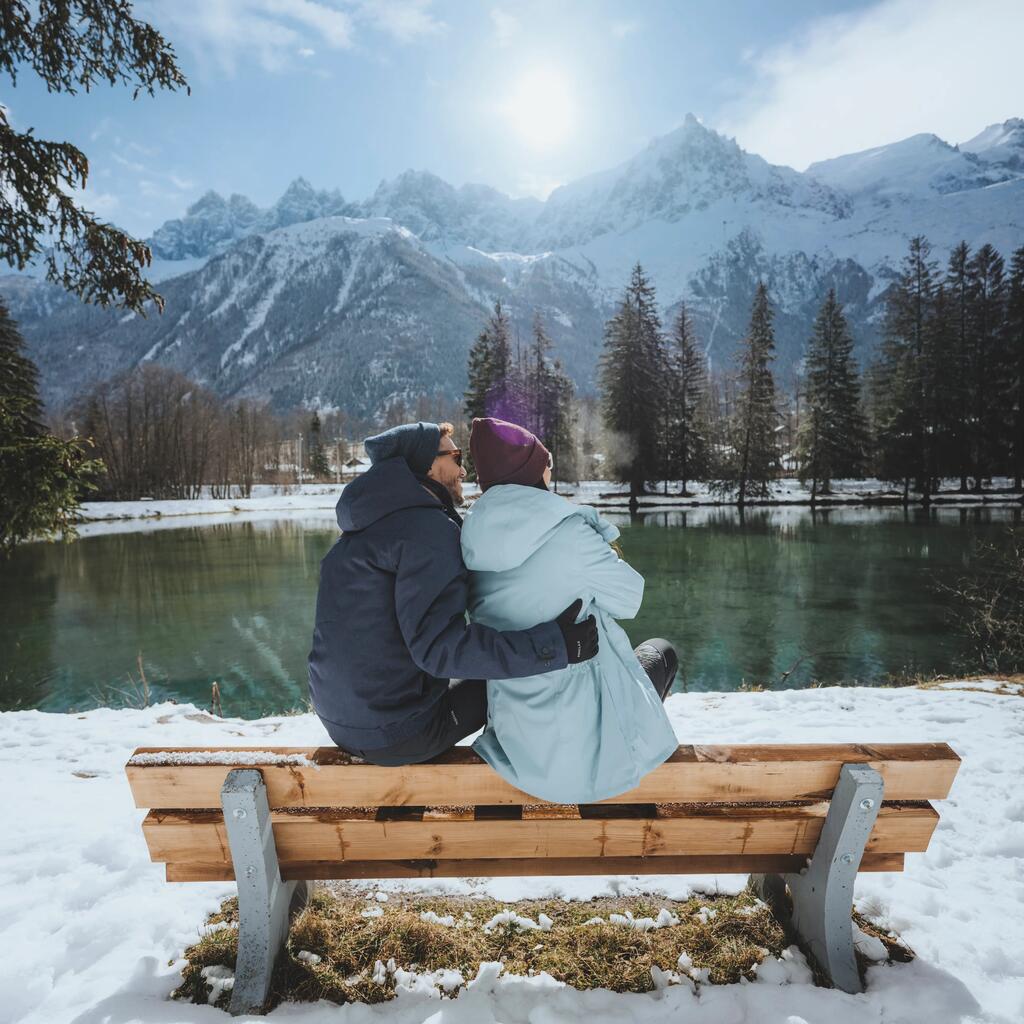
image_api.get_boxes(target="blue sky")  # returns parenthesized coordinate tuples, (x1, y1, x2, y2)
(3, 0, 1022, 239)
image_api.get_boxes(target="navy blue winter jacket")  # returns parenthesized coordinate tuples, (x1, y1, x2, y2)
(308, 457, 568, 750)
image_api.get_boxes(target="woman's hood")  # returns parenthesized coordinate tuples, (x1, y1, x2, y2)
(461, 485, 619, 572)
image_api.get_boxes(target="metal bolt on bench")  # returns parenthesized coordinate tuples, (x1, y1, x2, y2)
(752, 763, 884, 994)
(221, 769, 308, 1016)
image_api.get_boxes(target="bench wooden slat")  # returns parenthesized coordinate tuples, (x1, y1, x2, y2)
(126, 742, 961, 808)
(164, 852, 907, 882)
(142, 802, 938, 864)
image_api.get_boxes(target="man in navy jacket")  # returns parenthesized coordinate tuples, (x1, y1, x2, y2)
(308, 420, 597, 765)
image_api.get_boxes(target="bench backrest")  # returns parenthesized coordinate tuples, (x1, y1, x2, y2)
(127, 743, 959, 883)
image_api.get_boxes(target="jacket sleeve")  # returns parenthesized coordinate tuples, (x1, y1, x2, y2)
(569, 517, 645, 620)
(393, 527, 568, 680)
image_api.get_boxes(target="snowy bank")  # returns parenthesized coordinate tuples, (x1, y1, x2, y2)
(1, 683, 1022, 1023)
(71, 477, 1023, 535)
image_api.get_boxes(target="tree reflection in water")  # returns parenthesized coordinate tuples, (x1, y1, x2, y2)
(1, 506, 1018, 715)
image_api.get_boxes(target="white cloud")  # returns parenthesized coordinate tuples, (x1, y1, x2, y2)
(720, 0, 1024, 170)
(70, 186, 120, 218)
(358, 0, 445, 43)
(111, 153, 146, 173)
(610, 19, 640, 39)
(263, 0, 353, 47)
(89, 116, 115, 142)
(142, 0, 354, 75)
(143, 0, 442, 75)
(490, 7, 519, 47)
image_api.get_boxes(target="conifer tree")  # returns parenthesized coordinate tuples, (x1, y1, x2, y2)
(548, 359, 578, 486)
(598, 264, 668, 499)
(521, 314, 576, 482)
(307, 411, 330, 479)
(527, 313, 556, 441)
(924, 282, 961, 481)
(488, 303, 513, 382)
(1005, 246, 1024, 489)
(465, 325, 494, 425)
(946, 242, 973, 490)
(1, 2, 188, 313)
(0, 300, 98, 552)
(870, 237, 938, 496)
(465, 300, 524, 477)
(966, 244, 1007, 486)
(464, 300, 521, 425)
(717, 282, 779, 504)
(796, 289, 868, 497)
(668, 304, 710, 494)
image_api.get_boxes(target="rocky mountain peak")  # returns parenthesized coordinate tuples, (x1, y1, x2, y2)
(263, 177, 348, 230)
(228, 193, 261, 227)
(150, 190, 248, 261)
(7, 114, 1024, 420)
(184, 190, 228, 217)
(805, 130, 1014, 199)
(961, 118, 1024, 170)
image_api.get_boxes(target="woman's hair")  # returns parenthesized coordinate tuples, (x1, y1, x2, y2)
(438, 421, 454, 438)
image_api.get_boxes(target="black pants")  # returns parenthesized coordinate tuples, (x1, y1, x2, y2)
(341, 638, 678, 768)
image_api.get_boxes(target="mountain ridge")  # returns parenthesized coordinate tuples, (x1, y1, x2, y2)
(4, 115, 1023, 417)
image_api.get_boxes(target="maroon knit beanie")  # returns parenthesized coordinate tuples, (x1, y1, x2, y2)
(470, 417, 551, 492)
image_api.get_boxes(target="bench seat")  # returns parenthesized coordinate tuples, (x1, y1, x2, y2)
(126, 741, 960, 1014)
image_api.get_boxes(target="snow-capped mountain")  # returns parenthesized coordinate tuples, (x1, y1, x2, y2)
(4, 116, 1023, 417)
(359, 170, 542, 252)
(806, 129, 1021, 200)
(536, 114, 852, 250)
(960, 117, 1024, 171)
(148, 178, 351, 262)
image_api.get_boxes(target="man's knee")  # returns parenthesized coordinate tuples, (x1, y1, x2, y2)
(634, 638, 678, 699)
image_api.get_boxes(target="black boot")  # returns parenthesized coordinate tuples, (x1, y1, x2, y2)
(633, 638, 678, 701)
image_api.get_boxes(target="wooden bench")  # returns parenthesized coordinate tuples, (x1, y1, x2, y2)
(126, 742, 960, 1015)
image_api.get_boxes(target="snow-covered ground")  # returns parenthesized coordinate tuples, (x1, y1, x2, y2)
(75, 483, 349, 524)
(72, 477, 1023, 535)
(1, 682, 1022, 1023)
(569, 477, 1024, 509)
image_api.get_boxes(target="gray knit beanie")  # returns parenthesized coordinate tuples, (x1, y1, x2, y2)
(363, 421, 441, 477)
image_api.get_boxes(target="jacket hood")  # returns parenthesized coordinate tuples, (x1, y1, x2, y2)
(461, 484, 619, 571)
(336, 457, 442, 532)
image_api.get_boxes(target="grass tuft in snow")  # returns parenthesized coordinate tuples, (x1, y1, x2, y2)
(177, 887, 799, 1010)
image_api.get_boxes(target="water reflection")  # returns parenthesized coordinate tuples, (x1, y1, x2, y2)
(0, 505, 1018, 716)
(609, 504, 1019, 692)
(0, 518, 337, 716)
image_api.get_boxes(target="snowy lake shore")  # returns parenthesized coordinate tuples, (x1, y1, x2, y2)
(70, 478, 1023, 537)
(1, 682, 1022, 1023)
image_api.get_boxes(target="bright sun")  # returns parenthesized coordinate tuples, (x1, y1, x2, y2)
(503, 69, 574, 150)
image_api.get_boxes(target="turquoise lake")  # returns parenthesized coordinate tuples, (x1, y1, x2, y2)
(0, 505, 1017, 717)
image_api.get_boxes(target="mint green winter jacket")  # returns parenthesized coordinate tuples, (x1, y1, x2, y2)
(460, 484, 678, 803)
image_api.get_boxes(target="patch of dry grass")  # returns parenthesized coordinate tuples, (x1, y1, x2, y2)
(909, 671, 1024, 697)
(176, 887, 798, 1010)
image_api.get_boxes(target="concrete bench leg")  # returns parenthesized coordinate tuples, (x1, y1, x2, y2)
(221, 769, 308, 1016)
(751, 763, 884, 994)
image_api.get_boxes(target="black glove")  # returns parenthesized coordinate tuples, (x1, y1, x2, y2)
(555, 598, 599, 664)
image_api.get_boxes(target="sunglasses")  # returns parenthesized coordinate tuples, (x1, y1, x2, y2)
(436, 448, 463, 467)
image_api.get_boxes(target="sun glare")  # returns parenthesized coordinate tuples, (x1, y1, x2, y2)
(503, 69, 574, 150)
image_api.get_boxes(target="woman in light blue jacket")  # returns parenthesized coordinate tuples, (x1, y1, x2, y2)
(461, 417, 679, 804)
